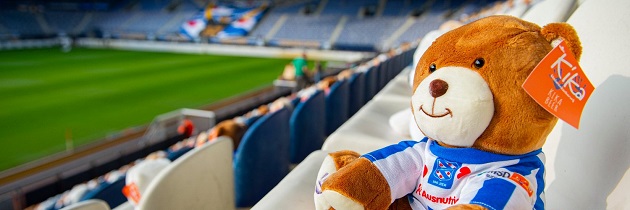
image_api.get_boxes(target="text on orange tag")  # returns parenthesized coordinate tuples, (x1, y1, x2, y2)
(522, 40, 594, 129)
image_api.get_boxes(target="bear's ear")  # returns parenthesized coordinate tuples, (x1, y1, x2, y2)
(541, 23, 582, 61)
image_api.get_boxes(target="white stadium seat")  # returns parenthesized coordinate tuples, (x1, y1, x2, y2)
(542, 0, 630, 209)
(251, 150, 328, 210)
(133, 137, 234, 210)
(60, 199, 110, 210)
(522, 0, 578, 26)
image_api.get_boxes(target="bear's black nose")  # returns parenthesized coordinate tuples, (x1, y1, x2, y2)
(429, 79, 448, 98)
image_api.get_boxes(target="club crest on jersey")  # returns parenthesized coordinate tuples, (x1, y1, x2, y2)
(428, 158, 460, 189)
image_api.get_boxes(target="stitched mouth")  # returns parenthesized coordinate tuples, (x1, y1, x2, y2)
(419, 105, 453, 118)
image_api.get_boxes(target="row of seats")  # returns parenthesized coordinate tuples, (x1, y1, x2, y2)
(0, 0, 484, 49)
(251, 0, 497, 51)
(319, 0, 378, 16)
(232, 46, 414, 207)
(0, 0, 201, 38)
(28, 133, 194, 210)
(32, 43, 415, 210)
(250, 0, 630, 209)
(119, 46, 414, 209)
(381, 0, 427, 16)
(48, 137, 234, 210)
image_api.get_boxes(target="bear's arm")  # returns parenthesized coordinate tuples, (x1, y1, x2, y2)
(362, 140, 426, 202)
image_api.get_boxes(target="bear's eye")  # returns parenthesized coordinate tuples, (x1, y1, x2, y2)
(473, 58, 485, 69)
(429, 63, 437, 73)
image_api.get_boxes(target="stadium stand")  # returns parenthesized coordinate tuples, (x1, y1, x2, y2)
(271, 14, 341, 43)
(381, 0, 421, 17)
(248, 13, 283, 38)
(335, 16, 407, 50)
(138, 0, 171, 11)
(22, 41, 412, 209)
(268, 1, 311, 14)
(43, 11, 86, 35)
(0, 11, 45, 37)
(120, 11, 175, 34)
(91, 11, 137, 37)
(319, 0, 378, 16)
(5, 0, 595, 210)
(0, 0, 505, 50)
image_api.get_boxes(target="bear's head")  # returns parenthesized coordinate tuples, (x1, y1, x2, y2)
(412, 15, 581, 155)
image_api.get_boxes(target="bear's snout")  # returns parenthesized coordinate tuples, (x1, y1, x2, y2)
(429, 79, 448, 98)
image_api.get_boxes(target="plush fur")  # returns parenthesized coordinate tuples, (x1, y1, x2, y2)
(208, 119, 246, 150)
(315, 16, 582, 210)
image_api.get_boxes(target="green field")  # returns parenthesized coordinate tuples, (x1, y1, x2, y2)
(0, 48, 292, 172)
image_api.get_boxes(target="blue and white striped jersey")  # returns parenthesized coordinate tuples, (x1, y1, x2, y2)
(362, 137, 546, 210)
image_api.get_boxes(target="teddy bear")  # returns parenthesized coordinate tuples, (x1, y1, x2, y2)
(314, 15, 582, 210)
(207, 119, 247, 151)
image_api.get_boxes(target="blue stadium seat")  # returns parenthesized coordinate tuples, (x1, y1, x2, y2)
(364, 66, 378, 103)
(325, 80, 349, 135)
(244, 115, 263, 127)
(348, 72, 365, 116)
(321, 0, 374, 15)
(290, 97, 301, 108)
(391, 54, 404, 78)
(233, 107, 291, 207)
(378, 60, 388, 90)
(405, 49, 415, 66)
(388, 56, 398, 81)
(272, 15, 341, 43)
(166, 146, 193, 161)
(335, 17, 408, 51)
(289, 90, 326, 164)
(79, 177, 127, 209)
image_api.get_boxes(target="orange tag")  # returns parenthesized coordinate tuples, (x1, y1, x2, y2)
(522, 40, 594, 129)
(509, 172, 533, 197)
(122, 183, 141, 204)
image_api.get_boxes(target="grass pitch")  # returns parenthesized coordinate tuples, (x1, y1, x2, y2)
(0, 48, 292, 171)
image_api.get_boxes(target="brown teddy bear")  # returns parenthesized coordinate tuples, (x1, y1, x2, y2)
(208, 119, 247, 151)
(314, 15, 581, 210)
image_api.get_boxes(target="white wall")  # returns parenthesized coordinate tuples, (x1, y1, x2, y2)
(0, 38, 60, 50)
(76, 38, 375, 63)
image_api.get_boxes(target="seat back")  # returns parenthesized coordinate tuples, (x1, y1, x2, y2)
(348, 72, 366, 116)
(290, 90, 326, 163)
(543, 0, 630, 209)
(60, 199, 110, 210)
(80, 177, 127, 209)
(136, 137, 234, 210)
(364, 66, 378, 102)
(389, 54, 403, 80)
(234, 107, 291, 207)
(325, 80, 350, 135)
(378, 60, 388, 90)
